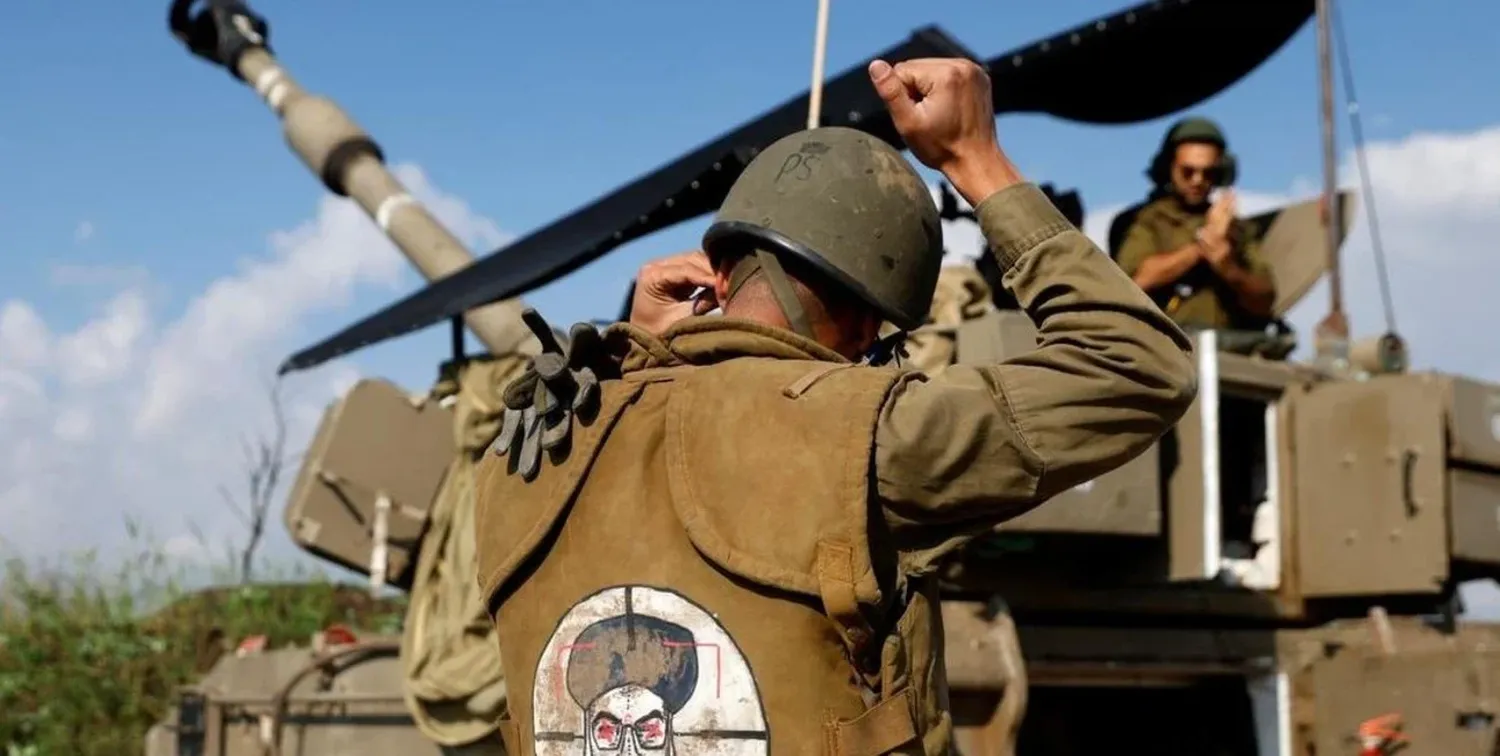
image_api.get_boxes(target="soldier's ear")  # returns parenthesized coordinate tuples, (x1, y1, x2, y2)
(712, 267, 733, 308)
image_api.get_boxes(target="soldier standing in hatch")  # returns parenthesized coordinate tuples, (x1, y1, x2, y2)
(1113, 117, 1276, 331)
(475, 58, 1195, 755)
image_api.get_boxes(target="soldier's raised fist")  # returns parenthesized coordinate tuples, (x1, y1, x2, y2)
(868, 57, 999, 176)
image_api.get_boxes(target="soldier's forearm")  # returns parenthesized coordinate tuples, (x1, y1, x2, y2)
(942, 147, 1025, 209)
(873, 184, 1196, 542)
(1210, 257, 1276, 317)
(1132, 242, 1203, 292)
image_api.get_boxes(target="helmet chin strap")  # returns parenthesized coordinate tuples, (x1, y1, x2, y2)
(726, 250, 910, 366)
(726, 251, 817, 340)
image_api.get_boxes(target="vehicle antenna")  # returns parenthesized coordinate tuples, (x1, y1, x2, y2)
(807, 0, 833, 128)
(1332, 1, 1401, 340)
(1312, 0, 1350, 369)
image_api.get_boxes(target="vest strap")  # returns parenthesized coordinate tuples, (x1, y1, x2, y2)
(621, 366, 689, 384)
(783, 363, 853, 398)
(815, 539, 876, 657)
(828, 688, 919, 756)
(496, 718, 520, 754)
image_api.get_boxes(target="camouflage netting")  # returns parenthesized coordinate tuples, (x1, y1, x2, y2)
(901, 265, 995, 374)
(400, 354, 529, 748)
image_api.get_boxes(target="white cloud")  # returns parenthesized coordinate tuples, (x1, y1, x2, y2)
(0, 368, 44, 421)
(54, 290, 149, 387)
(52, 405, 93, 443)
(0, 163, 500, 572)
(0, 301, 50, 369)
(1358, 125, 1500, 218)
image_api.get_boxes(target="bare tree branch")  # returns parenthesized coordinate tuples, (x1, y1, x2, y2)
(218, 484, 251, 529)
(237, 434, 256, 471)
(221, 376, 294, 584)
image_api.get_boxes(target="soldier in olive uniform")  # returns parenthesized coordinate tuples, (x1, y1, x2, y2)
(476, 58, 1196, 755)
(1114, 118, 1281, 583)
(1113, 117, 1276, 331)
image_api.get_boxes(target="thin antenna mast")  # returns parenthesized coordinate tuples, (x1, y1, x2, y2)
(1313, 0, 1350, 367)
(807, 0, 833, 128)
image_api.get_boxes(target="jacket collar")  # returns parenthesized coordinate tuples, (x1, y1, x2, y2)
(607, 316, 847, 374)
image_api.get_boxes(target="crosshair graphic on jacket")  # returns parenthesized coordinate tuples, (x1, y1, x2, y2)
(534, 586, 770, 755)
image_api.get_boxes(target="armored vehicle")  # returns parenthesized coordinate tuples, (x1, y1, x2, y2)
(150, 0, 1500, 754)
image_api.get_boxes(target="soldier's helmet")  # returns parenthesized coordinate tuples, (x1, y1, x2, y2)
(702, 127, 943, 333)
(1163, 116, 1228, 149)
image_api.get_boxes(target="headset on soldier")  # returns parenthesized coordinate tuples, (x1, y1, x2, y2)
(1146, 116, 1238, 191)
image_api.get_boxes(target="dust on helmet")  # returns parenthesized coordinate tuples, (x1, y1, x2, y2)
(702, 126, 943, 336)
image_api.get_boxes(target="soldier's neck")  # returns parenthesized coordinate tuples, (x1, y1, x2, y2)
(721, 300, 865, 360)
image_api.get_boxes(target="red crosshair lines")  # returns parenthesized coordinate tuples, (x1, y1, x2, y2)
(552, 642, 595, 703)
(663, 641, 722, 699)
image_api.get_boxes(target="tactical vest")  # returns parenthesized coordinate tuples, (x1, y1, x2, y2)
(475, 358, 952, 756)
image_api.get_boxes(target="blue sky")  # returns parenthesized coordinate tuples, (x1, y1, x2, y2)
(4, 0, 1498, 384)
(4, 0, 1500, 600)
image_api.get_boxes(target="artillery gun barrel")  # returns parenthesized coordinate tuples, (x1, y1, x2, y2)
(168, 0, 533, 359)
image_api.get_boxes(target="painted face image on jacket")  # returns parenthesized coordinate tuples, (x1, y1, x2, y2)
(567, 613, 695, 755)
(532, 585, 770, 755)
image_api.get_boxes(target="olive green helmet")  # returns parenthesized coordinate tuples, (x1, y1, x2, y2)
(1165, 116, 1227, 148)
(702, 126, 943, 335)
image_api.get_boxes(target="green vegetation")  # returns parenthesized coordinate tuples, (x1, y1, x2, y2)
(0, 525, 406, 756)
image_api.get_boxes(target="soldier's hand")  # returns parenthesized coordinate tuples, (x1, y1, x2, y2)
(869, 58, 1017, 205)
(1205, 190, 1236, 238)
(629, 250, 720, 335)
(1200, 235, 1233, 268)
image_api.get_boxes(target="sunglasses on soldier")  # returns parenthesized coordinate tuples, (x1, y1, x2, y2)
(1174, 163, 1223, 184)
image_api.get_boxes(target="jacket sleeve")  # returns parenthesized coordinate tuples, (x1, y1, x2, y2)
(873, 183, 1197, 552)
